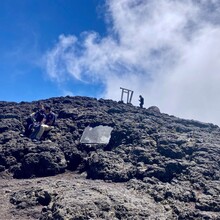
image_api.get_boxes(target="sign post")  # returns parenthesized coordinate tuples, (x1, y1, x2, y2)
(120, 87, 134, 104)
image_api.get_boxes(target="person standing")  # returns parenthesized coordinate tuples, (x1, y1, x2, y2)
(139, 95, 144, 108)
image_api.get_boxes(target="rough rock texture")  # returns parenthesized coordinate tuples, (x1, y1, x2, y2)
(0, 96, 220, 219)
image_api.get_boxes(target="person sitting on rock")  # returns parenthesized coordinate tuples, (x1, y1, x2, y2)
(24, 102, 46, 137)
(139, 95, 144, 108)
(32, 105, 56, 141)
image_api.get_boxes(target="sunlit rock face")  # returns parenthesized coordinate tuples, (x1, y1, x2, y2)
(0, 96, 220, 219)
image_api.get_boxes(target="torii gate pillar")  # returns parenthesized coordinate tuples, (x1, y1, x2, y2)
(120, 87, 134, 104)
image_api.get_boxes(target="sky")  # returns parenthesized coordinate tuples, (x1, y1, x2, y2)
(1, 0, 220, 126)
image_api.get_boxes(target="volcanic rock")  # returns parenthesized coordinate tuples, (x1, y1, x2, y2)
(0, 96, 219, 219)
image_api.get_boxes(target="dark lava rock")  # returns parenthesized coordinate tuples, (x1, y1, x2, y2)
(10, 188, 51, 209)
(13, 145, 67, 178)
(0, 96, 220, 219)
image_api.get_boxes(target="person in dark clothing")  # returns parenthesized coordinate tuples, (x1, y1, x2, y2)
(32, 105, 56, 141)
(24, 103, 46, 137)
(139, 95, 144, 108)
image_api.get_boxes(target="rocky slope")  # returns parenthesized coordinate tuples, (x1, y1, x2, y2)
(0, 96, 219, 219)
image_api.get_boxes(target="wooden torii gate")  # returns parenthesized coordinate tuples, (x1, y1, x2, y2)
(120, 87, 134, 104)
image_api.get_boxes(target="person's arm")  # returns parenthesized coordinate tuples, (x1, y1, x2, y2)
(46, 113, 55, 126)
(41, 117, 47, 124)
(30, 112, 35, 118)
(39, 113, 47, 124)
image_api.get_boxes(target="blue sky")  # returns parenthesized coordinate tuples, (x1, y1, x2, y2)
(0, 0, 106, 101)
(1, 0, 220, 125)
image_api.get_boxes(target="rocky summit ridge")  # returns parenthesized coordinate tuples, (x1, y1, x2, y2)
(0, 96, 220, 220)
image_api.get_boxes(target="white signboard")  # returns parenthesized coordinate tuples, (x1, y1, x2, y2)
(80, 125, 113, 144)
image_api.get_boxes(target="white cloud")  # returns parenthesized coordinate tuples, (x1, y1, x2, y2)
(44, 0, 220, 125)
(151, 26, 220, 123)
(45, 35, 79, 82)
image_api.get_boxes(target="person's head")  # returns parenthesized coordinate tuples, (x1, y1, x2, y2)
(37, 102, 44, 110)
(32, 107, 38, 112)
(44, 105, 51, 113)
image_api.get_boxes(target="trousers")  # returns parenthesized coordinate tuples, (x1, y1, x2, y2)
(35, 124, 53, 140)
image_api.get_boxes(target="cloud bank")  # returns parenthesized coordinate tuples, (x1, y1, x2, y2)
(44, 0, 220, 125)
